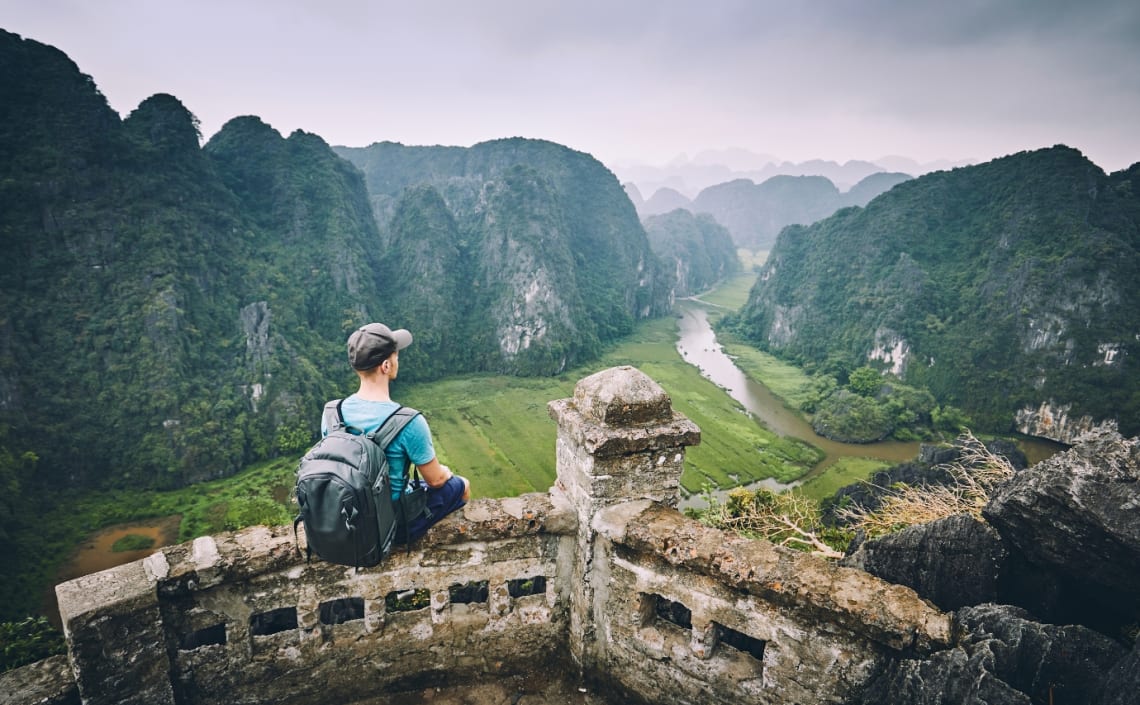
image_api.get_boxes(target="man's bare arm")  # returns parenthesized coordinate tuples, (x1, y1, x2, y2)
(417, 458, 471, 500)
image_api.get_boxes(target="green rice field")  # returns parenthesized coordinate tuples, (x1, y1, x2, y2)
(403, 313, 822, 498)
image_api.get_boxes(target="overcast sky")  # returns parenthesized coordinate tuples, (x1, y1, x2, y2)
(4, 0, 1139, 172)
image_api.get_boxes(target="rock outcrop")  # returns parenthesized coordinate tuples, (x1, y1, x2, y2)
(1014, 400, 1119, 445)
(841, 431, 1140, 704)
(855, 604, 1128, 705)
(843, 515, 1007, 611)
(984, 429, 1140, 629)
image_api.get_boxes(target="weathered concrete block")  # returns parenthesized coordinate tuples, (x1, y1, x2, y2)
(0, 655, 78, 705)
(56, 559, 175, 705)
(572, 365, 674, 425)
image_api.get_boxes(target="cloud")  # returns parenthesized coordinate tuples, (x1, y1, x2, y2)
(2, 0, 1137, 170)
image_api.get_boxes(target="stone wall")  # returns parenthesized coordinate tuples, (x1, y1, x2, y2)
(10, 365, 953, 705)
(53, 494, 575, 705)
(590, 502, 950, 704)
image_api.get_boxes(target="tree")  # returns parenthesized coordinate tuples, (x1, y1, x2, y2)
(0, 427, 37, 543)
(848, 366, 883, 397)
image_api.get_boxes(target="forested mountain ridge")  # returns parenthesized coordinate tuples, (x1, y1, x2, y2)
(335, 139, 673, 380)
(643, 209, 740, 298)
(0, 31, 377, 490)
(0, 30, 674, 498)
(738, 146, 1140, 440)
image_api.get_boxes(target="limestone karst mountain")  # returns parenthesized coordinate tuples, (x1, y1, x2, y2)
(638, 186, 692, 217)
(642, 209, 739, 298)
(334, 138, 673, 382)
(0, 30, 673, 496)
(738, 146, 1140, 438)
(691, 172, 912, 249)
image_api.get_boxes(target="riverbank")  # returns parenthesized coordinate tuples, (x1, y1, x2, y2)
(676, 276, 1065, 504)
(673, 302, 921, 508)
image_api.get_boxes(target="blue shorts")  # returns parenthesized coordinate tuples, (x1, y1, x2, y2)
(397, 475, 467, 544)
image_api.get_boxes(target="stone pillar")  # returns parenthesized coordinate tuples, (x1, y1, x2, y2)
(548, 366, 700, 673)
(56, 553, 175, 705)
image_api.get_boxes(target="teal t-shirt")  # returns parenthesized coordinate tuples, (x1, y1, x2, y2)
(321, 396, 435, 501)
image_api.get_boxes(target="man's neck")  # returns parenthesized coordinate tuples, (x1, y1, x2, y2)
(355, 376, 392, 402)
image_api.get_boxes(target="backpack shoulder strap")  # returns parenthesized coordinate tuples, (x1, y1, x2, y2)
(321, 399, 345, 433)
(367, 406, 421, 450)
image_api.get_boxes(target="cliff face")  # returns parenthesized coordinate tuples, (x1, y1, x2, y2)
(642, 209, 740, 298)
(739, 147, 1140, 437)
(335, 139, 674, 379)
(0, 30, 677, 492)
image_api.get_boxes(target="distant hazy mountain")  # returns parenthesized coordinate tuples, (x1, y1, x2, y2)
(639, 186, 692, 216)
(842, 172, 914, 207)
(873, 155, 975, 175)
(688, 172, 912, 250)
(738, 145, 1140, 439)
(612, 148, 968, 198)
(624, 182, 645, 211)
(689, 147, 780, 171)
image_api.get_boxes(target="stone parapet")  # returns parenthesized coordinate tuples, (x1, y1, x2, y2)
(0, 655, 78, 705)
(55, 557, 175, 705)
(548, 366, 701, 677)
(54, 492, 574, 705)
(596, 501, 953, 652)
(590, 501, 952, 705)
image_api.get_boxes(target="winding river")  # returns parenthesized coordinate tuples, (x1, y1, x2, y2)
(674, 301, 1063, 494)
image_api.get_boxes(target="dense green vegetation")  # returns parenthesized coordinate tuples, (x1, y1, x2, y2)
(642, 209, 740, 296)
(335, 138, 675, 380)
(737, 147, 1140, 435)
(0, 27, 682, 526)
(110, 534, 156, 553)
(0, 31, 376, 494)
(794, 457, 890, 503)
(1, 617, 65, 672)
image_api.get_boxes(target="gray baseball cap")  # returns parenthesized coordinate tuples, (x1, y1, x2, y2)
(346, 323, 413, 370)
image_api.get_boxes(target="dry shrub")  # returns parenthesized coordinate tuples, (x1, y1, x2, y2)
(701, 486, 845, 559)
(835, 431, 1015, 538)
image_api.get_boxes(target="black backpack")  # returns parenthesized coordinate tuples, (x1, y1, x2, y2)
(293, 400, 420, 568)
